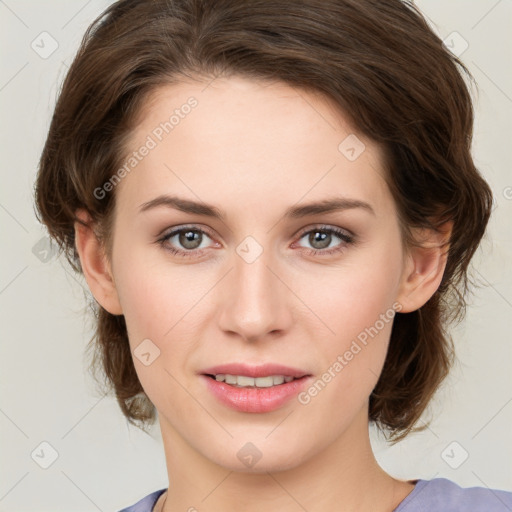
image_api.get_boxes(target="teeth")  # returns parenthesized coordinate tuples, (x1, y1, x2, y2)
(213, 374, 297, 387)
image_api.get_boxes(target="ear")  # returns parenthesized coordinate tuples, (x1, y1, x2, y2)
(396, 221, 453, 313)
(74, 209, 123, 315)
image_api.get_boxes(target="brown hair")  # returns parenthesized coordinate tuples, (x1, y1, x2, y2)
(34, 0, 492, 443)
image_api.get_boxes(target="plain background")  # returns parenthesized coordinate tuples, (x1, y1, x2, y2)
(0, 1, 511, 511)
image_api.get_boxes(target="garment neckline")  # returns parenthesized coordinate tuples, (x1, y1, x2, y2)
(150, 489, 167, 512)
(393, 479, 428, 511)
(151, 479, 427, 512)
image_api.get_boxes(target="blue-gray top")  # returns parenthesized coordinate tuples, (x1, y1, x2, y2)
(118, 478, 512, 511)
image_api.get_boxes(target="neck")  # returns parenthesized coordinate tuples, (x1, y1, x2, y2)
(157, 407, 414, 512)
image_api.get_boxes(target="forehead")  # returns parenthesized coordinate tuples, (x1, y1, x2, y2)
(116, 76, 394, 220)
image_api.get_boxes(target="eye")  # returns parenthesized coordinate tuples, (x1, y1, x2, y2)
(157, 226, 216, 258)
(294, 225, 355, 256)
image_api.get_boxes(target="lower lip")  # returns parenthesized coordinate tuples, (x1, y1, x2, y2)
(201, 375, 311, 413)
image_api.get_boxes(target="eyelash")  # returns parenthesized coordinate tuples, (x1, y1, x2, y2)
(156, 224, 355, 259)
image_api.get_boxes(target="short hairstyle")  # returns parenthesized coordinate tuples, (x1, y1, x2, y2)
(34, 0, 493, 443)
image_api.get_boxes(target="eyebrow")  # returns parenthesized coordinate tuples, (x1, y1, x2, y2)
(138, 195, 375, 219)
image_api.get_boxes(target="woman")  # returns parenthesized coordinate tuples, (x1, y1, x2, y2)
(34, 0, 512, 510)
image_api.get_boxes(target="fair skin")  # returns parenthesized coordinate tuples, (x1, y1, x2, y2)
(75, 76, 451, 511)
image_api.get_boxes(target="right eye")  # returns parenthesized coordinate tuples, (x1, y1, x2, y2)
(157, 225, 217, 258)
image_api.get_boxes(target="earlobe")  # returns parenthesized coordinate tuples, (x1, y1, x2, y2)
(74, 209, 123, 315)
(396, 221, 452, 313)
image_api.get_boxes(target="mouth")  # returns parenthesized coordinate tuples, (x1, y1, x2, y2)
(200, 362, 310, 383)
(199, 363, 312, 413)
(203, 373, 307, 388)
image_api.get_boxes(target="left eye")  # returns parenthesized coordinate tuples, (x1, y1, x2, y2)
(158, 225, 354, 258)
(294, 226, 354, 254)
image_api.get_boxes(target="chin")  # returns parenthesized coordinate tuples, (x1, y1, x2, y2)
(205, 438, 310, 474)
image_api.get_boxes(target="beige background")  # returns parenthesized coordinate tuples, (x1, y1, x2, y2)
(0, 1, 511, 510)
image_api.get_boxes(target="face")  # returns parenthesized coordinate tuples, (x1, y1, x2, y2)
(106, 76, 410, 472)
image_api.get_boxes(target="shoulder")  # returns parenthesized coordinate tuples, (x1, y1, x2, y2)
(117, 489, 167, 512)
(396, 478, 512, 512)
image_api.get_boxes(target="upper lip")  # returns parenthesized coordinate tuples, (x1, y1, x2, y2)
(200, 363, 310, 379)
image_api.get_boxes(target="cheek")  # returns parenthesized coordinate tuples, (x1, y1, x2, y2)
(309, 241, 402, 342)
(302, 238, 403, 397)
(111, 243, 214, 365)
(110, 246, 206, 409)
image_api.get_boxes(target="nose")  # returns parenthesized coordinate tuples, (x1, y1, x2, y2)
(217, 245, 293, 343)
